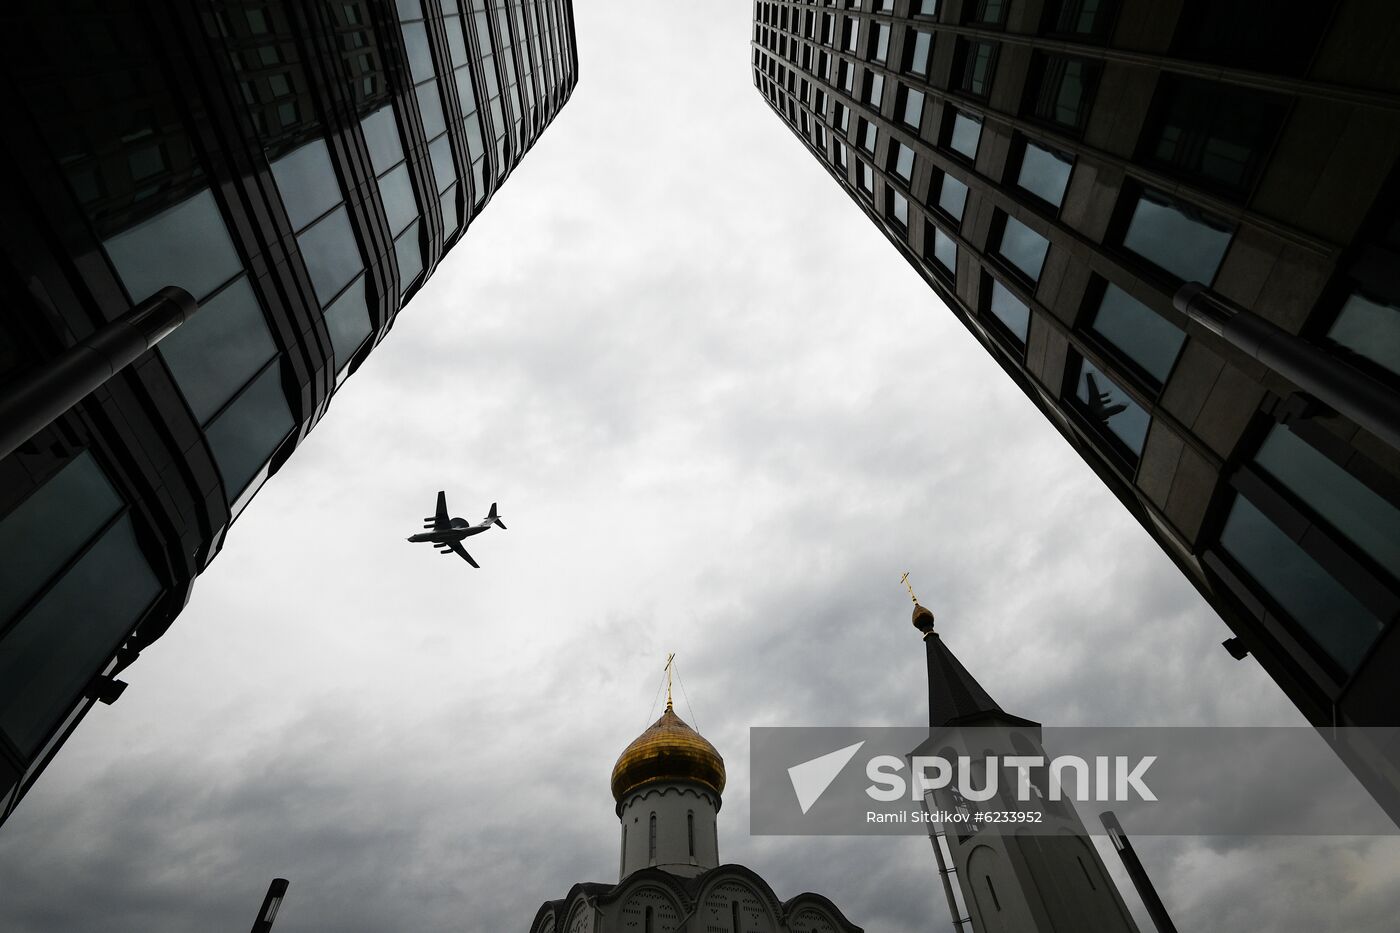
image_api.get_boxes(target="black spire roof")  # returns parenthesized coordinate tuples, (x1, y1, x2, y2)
(912, 602, 1034, 728)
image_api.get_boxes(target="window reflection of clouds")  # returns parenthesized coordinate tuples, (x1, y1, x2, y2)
(1017, 142, 1072, 208)
(103, 189, 241, 303)
(1089, 285, 1184, 385)
(158, 277, 277, 423)
(1124, 192, 1231, 283)
(298, 207, 362, 307)
(998, 216, 1049, 282)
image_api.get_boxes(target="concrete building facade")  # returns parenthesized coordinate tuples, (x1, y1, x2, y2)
(751, 0, 1400, 811)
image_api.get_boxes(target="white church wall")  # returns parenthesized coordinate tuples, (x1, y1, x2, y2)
(618, 783, 719, 878)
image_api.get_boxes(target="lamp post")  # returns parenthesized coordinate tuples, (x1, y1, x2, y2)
(1101, 811, 1177, 933)
(0, 285, 198, 462)
(1174, 281, 1400, 452)
(248, 878, 289, 933)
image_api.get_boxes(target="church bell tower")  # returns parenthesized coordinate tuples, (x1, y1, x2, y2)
(906, 596, 1141, 933)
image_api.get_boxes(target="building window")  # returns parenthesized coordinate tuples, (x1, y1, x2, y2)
(1142, 76, 1289, 199)
(933, 172, 968, 223)
(1327, 291, 1400, 381)
(955, 40, 997, 99)
(943, 108, 983, 161)
(995, 214, 1050, 284)
(902, 29, 932, 76)
(732, 901, 742, 933)
(1066, 355, 1149, 460)
(1014, 139, 1073, 209)
(1121, 189, 1233, 284)
(857, 118, 877, 153)
(888, 141, 914, 183)
(1257, 427, 1400, 585)
(1218, 494, 1383, 675)
(868, 22, 890, 64)
(1042, 0, 1116, 39)
(887, 189, 910, 230)
(833, 101, 849, 134)
(1085, 282, 1185, 387)
(841, 15, 859, 52)
(925, 221, 957, 279)
(648, 812, 657, 861)
(862, 70, 885, 107)
(916, 0, 940, 17)
(858, 161, 874, 197)
(838, 59, 854, 93)
(834, 139, 849, 170)
(687, 811, 695, 856)
(1027, 54, 1100, 133)
(967, 0, 1008, 27)
(985, 276, 1030, 346)
(896, 85, 925, 129)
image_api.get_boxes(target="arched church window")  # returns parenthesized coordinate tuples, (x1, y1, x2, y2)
(645, 906, 655, 933)
(687, 811, 695, 856)
(648, 812, 657, 861)
(731, 900, 742, 933)
(1077, 855, 1097, 890)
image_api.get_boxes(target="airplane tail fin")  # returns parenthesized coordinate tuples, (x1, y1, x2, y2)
(488, 502, 506, 529)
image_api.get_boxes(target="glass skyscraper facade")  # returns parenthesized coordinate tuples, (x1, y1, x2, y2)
(0, 0, 577, 826)
(753, 0, 1400, 813)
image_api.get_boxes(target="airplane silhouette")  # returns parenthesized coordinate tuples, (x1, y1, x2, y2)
(406, 492, 505, 567)
(1084, 372, 1128, 421)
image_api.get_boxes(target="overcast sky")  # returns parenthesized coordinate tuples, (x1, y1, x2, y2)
(2, 3, 1398, 932)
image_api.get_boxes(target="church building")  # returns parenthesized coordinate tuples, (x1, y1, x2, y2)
(528, 686, 863, 933)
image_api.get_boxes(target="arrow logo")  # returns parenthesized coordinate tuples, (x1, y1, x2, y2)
(787, 741, 866, 814)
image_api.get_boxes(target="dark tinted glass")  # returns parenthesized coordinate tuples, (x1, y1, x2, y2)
(104, 189, 242, 303)
(998, 216, 1050, 282)
(1220, 495, 1382, 673)
(297, 206, 364, 306)
(1123, 191, 1232, 283)
(988, 279, 1030, 343)
(158, 276, 278, 423)
(324, 276, 374, 373)
(270, 139, 342, 232)
(1255, 427, 1400, 580)
(0, 453, 121, 625)
(1016, 141, 1073, 208)
(1029, 55, 1099, 132)
(1072, 357, 1148, 454)
(1088, 284, 1185, 385)
(0, 516, 160, 756)
(205, 363, 295, 498)
(1328, 292, 1400, 379)
(1145, 77, 1288, 197)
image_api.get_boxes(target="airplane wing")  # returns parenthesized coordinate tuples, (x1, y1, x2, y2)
(444, 539, 479, 568)
(433, 490, 449, 530)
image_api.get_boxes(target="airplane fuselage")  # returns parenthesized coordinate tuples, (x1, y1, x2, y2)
(409, 494, 503, 567)
(407, 523, 490, 544)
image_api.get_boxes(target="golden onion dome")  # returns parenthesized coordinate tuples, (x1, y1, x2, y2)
(611, 703, 726, 806)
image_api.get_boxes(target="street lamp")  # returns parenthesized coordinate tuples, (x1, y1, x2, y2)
(249, 878, 289, 933)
